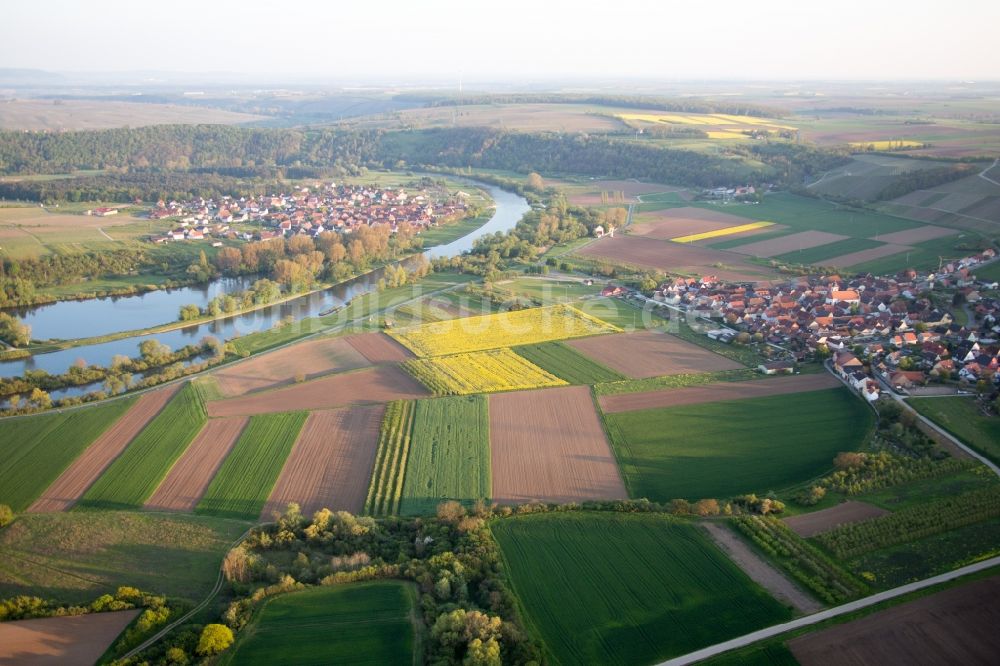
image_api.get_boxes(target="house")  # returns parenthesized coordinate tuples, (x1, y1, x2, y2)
(758, 360, 795, 375)
(601, 285, 625, 297)
(593, 225, 605, 238)
(834, 351, 863, 377)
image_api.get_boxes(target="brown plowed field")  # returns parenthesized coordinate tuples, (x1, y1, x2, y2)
(578, 235, 777, 281)
(261, 405, 383, 518)
(821, 243, 910, 268)
(784, 501, 890, 538)
(568, 329, 743, 379)
(0, 608, 140, 666)
(490, 385, 627, 505)
(28, 385, 180, 513)
(789, 576, 1000, 666)
(729, 230, 848, 257)
(206, 366, 428, 418)
(144, 416, 249, 512)
(598, 373, 840, 413)
(630, 206, 778, 241)
(214, 338, 370, 396)
(871, 225, 957, 244)
(344, 332, 415, 364)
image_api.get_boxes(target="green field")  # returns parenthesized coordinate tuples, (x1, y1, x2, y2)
(220, 582, 416, 666)
(399, 395, 490, 515)
(909, 396, 1000, 464)
(0, 511, 248, 603)
(975, 261, 1000, 282)
(772, 238, 884, 266)
(196, 411, 307, 520)
(78, 385, 207, 510)
(492, 513, 790, 665)
(0, 398, 135, 511)
(514, 341, 625, 384)
(365, 400, 416, 516)
(604, 388, 873, 500)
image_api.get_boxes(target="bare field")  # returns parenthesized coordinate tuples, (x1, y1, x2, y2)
(630, 206, 772, 240)
(214, 338, 371, 396)
(568, 329, 743, 379)
(28, 385, 180, 513)
(343, 332, 415, 364)
(144, 416, 248, 512)
(598, 373, 840, 413)
(566, 181, 682, 205)
(729, 230, 849, 257)
(784, 501, 890, 538)
(820, 243, 910, 268)
(577, 235, 777, 281)
(0, 608, 140, 666)
(788, 576, 1000, 666)
(206, 366, 428, 418)
(262, 406, 383, 518)
(0, 99, 265, 130)
(872, 225, 958, 244)
(490, 385, 627, 505)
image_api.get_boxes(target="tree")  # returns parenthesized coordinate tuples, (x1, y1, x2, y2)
(693, 498, 720, 516)
(527, 172, 545, 191)
(0, 313, 31, 347)
(196, 624, 234, 656)
(28, 388, 51, 409)
(178, 304, 201, 321)
(0, 504, 13, 528)
(214, 247, 242, 274)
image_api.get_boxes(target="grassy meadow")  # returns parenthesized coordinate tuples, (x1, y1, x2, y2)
(909, 397, 1000, 464)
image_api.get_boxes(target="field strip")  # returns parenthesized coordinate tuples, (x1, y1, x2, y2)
(671, 221, 774, 243)
(144, 416, 249, 512)
(27, 384, 180, 513)
(728, 230, 849, 257)
(819, 243, 912, 268)
(598, 374, 840, 413)
(784, 501, 889, 538)
(870, 225, 958, 244)
(701, 522, 823, 615)
(0, 608, 141, 665)
(655, 555, 1000, 666)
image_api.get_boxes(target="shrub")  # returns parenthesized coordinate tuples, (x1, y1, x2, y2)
(196, 624, 234, 656)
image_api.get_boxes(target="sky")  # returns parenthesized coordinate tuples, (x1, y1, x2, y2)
(2, 0, 998, 82)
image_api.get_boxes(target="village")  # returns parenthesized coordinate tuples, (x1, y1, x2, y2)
(145, 182, 472, 244)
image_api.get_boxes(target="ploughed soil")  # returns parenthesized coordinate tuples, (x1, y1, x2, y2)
(490, 385, 627, 505)
(343, 332, 415, 364)
(568, 329, 743, 379)
(598, 373, 840, 413)
(28, 385, 180, 513)
(788, 575, 1000, 666)
(0, 608, 140, 666)
(214, 338, 371, 396)
(206, 366, 429, 418)
(728, 230, 848, 257)
(261, 405, 384, 519)
(784, 501, 891, 538)
(820, 243, 911, 268)
(144, 416, 249, 512)
(871, 225, 957, 244)
(630, 206, 779, 241)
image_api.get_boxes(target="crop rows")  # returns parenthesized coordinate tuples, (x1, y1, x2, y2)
(364, 401, 416, 516)
(79, 385, 206, 510)
(732, 515, 867, 605)
(405, 348, 566, 395)
(815, 486, 1000, 560)
(514, 341, 625, 384)
(389, 304, 619, 357)
(196, 411, 307, 520)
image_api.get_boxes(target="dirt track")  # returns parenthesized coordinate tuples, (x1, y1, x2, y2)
(569, 329, 743, 380)
(214, 337, 370, 396)
(598, 373, 840, 413)
(729, 230, 848, 257)
(206, 365, 428, 418)
(0, 608, 140, 666)
(788, 575, 1000, 665)
(344, 332, 415, 364)
(578, 235, 776, 281)
(490, 385, 627, 505)
(144, 416, 249, 512)
(784, 501, 890, 538)
(261, 405, 384, 519)
(28, 385, 180, 513)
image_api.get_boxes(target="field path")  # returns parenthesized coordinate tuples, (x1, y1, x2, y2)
(28, 385, 180, 513)
(701, 522, 823, 615)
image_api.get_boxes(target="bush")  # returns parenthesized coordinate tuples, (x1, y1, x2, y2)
(196, 624, 234, 656)
(0, 504, 13, 527)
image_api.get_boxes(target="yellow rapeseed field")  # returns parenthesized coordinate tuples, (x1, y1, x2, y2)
(616, 112, 797, 139)
(405, 349, 567, 395)
(670, 221, 774, 243)
(389, 305, 620, 357)
(849, 140, 924, 151)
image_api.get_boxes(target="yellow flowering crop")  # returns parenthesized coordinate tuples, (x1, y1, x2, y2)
(405, 349, 567, 395)
(671, 221, 774, 244)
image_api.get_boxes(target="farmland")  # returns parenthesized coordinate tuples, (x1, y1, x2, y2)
(909, 397, 1000, 464)
(0, 609, 140, 665)
(568, 329, 744, 379)
(78, 384, 207, 510)
(0, 397, 134, 511)
(365, 401, 416, 516)
(672, 221, 775, 243)
(399, 396, 491, 515)
(404, 348, 567, 395)
(220, 582, 416, 666)
(196, 412, 308, 520)
(213, 338, 371, 396)
(513, 341, 625, 384)
(492, 513, 791, 665)
(630, 206, 777, 241)
(389, 304, 619, 357)
(605, 388, 872, 500)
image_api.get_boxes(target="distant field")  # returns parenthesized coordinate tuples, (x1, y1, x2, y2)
(0, 511, 248, 603)
(0, 398, 134, 511)
(220, 582, 416, 666)
(344, 102, 629, 133)
(605, 388, 872, 500)
(0, 206, 163, 258)
(196, 411, 307, 520)
(492, 513, 791, 665)
(400, 395, 490, 515)
(908, 397, 1000, 465)
(0, 98, 265, 130)
(772, 237, 885, 265)
(405, 348, 567, 395)
(513, 341, 625, 384)
(807, 154, 949, 200)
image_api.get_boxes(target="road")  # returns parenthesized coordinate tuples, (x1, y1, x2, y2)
(978, 158, 1000, 187)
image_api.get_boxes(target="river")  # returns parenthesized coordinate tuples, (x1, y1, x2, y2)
(0, 183, 529, 380)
